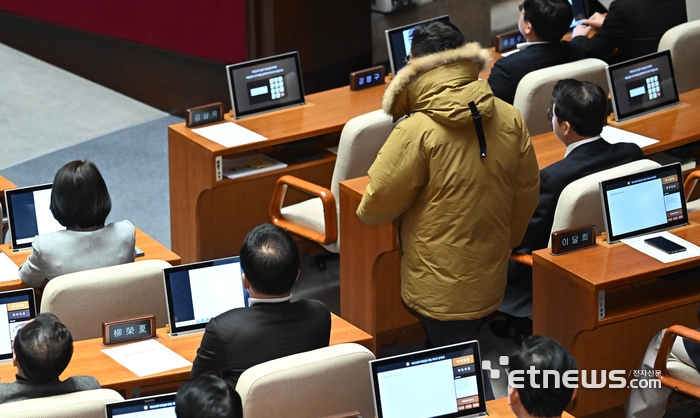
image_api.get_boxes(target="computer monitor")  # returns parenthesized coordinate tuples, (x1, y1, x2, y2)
(226, 51, 305, 119)
(600, 163, 688, 243)
(569, 0, 587, 28)
(5, 183, 65, 252)
(385, 15, 451, 75)
(606, 50, 680, 122)
(105, 393, 177, 418)
(163, 256, 248, 336)
(370, 340, 488, 418)
(0, 289, 37, 362)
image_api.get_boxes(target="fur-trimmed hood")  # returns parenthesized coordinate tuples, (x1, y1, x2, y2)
(382, 42, 493, 126)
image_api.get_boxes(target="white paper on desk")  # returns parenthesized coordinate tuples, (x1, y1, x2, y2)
(192, 122, 267, 148)
(621, 231, 700, 263)
(602, 126, 659, 149)
(0, 253, 19, 282)
(101, 339, 191, 377)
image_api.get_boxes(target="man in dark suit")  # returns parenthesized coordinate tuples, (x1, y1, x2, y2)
(190, 224, 331, 388)
(491, 79, 644, 340)
(571, 0, 687, 65)
(488, 0, 584, 104)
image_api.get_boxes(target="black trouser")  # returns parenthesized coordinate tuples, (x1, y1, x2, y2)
(417, 312, 495, 401)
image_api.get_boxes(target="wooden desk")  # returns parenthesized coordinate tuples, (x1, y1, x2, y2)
(0, 176, 16, 196)
(339, 88, 700, 356)
(0, 227, 181, 292)
(533, 214, 700, 417)
(0, 313, 372, 398)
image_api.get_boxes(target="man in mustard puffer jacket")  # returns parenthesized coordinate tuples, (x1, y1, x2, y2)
(357, 22, 540, 347)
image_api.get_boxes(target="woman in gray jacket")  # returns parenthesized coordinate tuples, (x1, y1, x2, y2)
(18, 160, 135, 287)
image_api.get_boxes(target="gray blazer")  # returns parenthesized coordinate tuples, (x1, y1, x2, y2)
(0, 376, 101, 404)
(18, 220, 136, 287)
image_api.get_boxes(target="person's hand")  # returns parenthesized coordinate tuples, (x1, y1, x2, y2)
(572, 24, 592, 38)
(582, 12, 605, 29)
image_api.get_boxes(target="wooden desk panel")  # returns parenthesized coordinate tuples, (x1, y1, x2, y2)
(169, 83, 387, 263)
(533, 214, 700, 417)
(0, 314, 372, 397)
(0, 227, 181, 292)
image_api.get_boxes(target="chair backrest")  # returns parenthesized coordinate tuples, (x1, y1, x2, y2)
(0, 388, 124, 418)
(658, 20, 700, 94)
(41, 259, 171, 340)
(548, 159, 661, 246)
(236, 343, 376, 418)
(513, 58, 609, 137)
(329, 109, 398, 204)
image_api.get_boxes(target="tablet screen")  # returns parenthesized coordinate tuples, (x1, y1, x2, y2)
(226, 52, 305, 119)
(607, 51, 680, 122)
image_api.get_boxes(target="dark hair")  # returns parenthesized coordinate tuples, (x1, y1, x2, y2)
(522, 0, 574, 42)
(14, 313, 74, 384)
(551, 79, 608, 137)
(409, 21, 465, 58)
(176, 373, 242, 418)
(509, 335, 577, 417)
(50, 160, 112, 229)
(239, 224, 299, 296)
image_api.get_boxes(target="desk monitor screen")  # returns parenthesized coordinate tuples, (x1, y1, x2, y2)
(600, 163, 688, 243)
(385, 15, 450, 75)
(106, 392, 177, 418)
(569, 0, 587, 28)
(163, 256, 248, 336)
(370, 340, 487, 418)
(5, 183, 65, 252)
(606, 50, 680, 122)
(0, 289, 37, 362)
(226, 51, 305, 119)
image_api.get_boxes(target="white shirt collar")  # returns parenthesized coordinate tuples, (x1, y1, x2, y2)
(516, 41, 548, 51)
(248, 294, 292, 307)
(565, 136, 601, 158)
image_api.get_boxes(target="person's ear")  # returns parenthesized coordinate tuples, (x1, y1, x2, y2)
(508, 385, 519, 406)
(295, 270, 300, 283)
(12, 352, 17, 368)
(561, 120, 572, 137)
(570, 388, 578, 404)
(242, 273, 251, 290)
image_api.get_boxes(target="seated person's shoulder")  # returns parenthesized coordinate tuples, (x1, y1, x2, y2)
(64, 375, 101, 390)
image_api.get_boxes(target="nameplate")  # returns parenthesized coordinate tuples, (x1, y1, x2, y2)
(102, 315, 157, 345)
(186, 102, 224, 128)
(551, 224, 597, 255)
(350, 66, 385, 91)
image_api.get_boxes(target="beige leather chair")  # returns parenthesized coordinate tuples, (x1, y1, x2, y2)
(0, 388, 124, 418)
(546, 159, 662, 246)
(512, 58, 609, 137)
(236, 343, 376, 418)
(41, 260, 171, 340)
(269, 110, 397, 253)
(654, 325, 700, 398)
(511, 159, 661, 266)
(658, 20, 700, 94)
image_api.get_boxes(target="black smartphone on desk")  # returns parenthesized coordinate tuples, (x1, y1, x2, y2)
(644, 236, 686, 254)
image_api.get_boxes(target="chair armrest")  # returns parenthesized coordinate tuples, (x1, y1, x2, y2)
(509, 251, 533, 267)
(269, 175, 337, 245)
(684, 170, 700, 201)
(653, 325, 700, 397)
